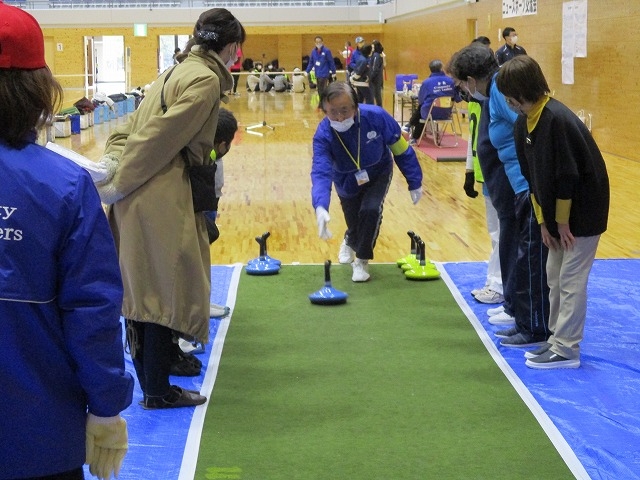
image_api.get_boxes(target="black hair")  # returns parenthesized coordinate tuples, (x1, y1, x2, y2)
(215, 108, 238, 145)
(360, 44, 373, 57)
(428, 60, 443, 73)
(372, 40, 384, 54)
(502, 27, 516, 39)
(496, 55, 550, 104)
(446, 44, 498, 83)
(194, 8, 246, 53)
(472, 36, 491, 46)
(0, 68, 63, 148)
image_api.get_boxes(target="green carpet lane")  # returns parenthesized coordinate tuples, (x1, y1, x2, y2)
(195, 264, 574, 480)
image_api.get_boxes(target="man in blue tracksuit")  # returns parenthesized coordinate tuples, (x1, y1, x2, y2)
(312, 82, 423, 282)
(305, 35, 336, 97)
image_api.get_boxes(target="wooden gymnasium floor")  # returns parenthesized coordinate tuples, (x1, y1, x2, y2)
(61, 87, 640, 266)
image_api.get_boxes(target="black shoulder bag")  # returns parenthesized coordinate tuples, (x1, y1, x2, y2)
(161, 66, 218, 213)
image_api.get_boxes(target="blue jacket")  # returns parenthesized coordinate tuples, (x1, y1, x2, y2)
(306, 45, 336, 79)
(487, 73, 529, 195)
(0, 139, 134, 478)
(418, 71, 459, 119)
(311, 104, 423, 209)
(349, 48, 363, 71)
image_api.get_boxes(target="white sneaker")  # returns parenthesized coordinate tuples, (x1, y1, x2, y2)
(488, 311, 515, 325)
(474, 288, 504, 304)
(351, 258, 370, 282)
(471, 285, 487, 297)
(487, 305, 505, 317)
(338, 238, 355, 264)
(210, 303, 230, 318)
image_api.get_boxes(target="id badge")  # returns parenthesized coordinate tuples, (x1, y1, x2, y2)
(355, 169, 370, 186)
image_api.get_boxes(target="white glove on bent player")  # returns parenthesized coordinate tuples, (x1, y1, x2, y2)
(315, 206, 332, 240)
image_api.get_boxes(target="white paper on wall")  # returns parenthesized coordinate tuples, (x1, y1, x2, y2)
(502, 0, 538, 18)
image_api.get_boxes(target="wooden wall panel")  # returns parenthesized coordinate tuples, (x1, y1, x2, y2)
(383, 0, 640, 161)
(40, 0, 639, 160)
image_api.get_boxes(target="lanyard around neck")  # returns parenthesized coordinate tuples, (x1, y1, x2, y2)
(333, 110, 361, 170)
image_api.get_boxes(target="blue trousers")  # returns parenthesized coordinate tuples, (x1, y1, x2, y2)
(511, 191, 550, 339)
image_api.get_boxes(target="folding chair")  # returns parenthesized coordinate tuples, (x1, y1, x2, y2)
(416, 96, 458, 148)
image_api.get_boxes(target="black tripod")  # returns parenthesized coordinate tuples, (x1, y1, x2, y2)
(246, 54, 276, 137)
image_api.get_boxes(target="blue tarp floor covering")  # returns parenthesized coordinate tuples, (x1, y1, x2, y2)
(86, 259, 640, 480)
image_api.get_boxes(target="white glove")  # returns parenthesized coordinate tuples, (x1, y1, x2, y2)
(315, 206, 332, 240)
(86, 413, 128, 480)
(410, 188, 423, 205)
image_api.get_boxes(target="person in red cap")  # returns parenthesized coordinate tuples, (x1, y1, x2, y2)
(0, 2, 134, 479)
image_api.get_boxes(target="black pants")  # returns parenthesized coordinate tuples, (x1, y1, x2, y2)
(316, 77, 330, 97)
(127, 319, 175, 397)
(408, 108, 424, 139)
(339, 168, 393, 260)
(231, 71, 240, 93)
(20, 468, 84, 480)
(355, 85, 374, 105)
(512, 191, 550, 339)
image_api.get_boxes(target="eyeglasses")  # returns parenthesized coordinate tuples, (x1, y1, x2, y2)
(504, 97, 520, 108)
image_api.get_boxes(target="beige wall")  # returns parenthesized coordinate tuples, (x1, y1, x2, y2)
(41, 0, 639, 160)
(382, 0, 640, 161)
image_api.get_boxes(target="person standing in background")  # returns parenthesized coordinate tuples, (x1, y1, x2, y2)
(349, 36, 365, 74)
(305, 35, 336, 97)
(369, 40, 385, 107)
(495, 27, 527, 66)
(0, 3, 134, 479)
(230, 44, 243, 95)
(342, 40, 354, 80)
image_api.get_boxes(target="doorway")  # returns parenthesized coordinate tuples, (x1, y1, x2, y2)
(159, 34, 190, 73)
(85, 35, 126, 96)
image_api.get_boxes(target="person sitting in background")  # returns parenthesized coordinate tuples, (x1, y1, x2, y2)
(0, 3, 134, 479)
(405, 59, 460, 145)
(292, 67, 308, 93)
(273, 68, 291, 92)
(246, 62, 262, 92)
(259, 64, 275, 92)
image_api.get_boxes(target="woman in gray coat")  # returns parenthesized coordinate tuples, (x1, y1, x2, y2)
(98, 8, 246, 409)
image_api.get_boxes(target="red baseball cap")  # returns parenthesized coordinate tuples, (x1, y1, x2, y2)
(0, 1, 46, 69)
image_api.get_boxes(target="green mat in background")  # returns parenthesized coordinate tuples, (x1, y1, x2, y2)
(195, 264, 574, 480)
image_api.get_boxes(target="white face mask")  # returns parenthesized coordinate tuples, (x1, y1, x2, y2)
(225, 44, 238, 69)
(471, 91, 487, 101)
(329, 116, 355, 132)
(510, 35, 518, 45)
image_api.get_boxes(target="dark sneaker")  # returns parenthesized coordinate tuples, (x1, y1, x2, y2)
(524, 342, 552, 359)
(143, 386, 207, 409)
(500, 332, 547, 348)
(525, 350, 580, 369)
(494, 326, 518, 339)
(170, 351, 202, 377)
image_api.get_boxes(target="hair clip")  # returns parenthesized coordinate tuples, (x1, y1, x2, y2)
(197, 30, 219, 42)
